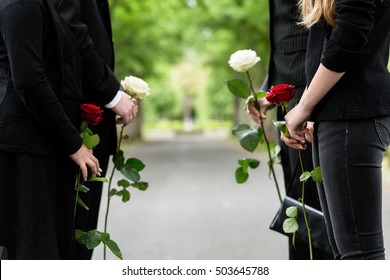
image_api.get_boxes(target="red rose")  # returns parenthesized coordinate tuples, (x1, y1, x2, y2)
(80, 104, 104, 125)
(265, 84, 295, 105)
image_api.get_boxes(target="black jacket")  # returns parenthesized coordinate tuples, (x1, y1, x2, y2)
(58, 0, 119, 156)
(308, 0, 390, 121)
(267, 0, 309, 118)
(0, 0, 82, 156)
(56, 0, 119, 107)
(268, 0, 308, 93)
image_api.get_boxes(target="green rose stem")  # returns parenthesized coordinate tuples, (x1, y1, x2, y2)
(246, 71, 282, 203)
(103, 124, 125, 259)
(298, 150, 313, 260)
(73, 172, 81, 218)
(74, 121, 88, 218)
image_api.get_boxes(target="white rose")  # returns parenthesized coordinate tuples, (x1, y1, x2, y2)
(228, 49, 261, 72)
(120, 76, 151, 100)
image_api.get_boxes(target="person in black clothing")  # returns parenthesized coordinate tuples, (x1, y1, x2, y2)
(56, 0, 138, 259)
(248, 0, 333, 259)
(0, 0, 101, 259)
(76, 0, 118, 260)
(75, 0, 124, 260)
(284, 0, 390, 259)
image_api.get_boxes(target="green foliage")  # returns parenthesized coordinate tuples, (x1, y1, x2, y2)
(311, 166, 323, 183)
(283, 206, 299, 233)
(283, 217, 299, 233)
(299, 166, 323, 183)
(110, 0, 270, 125)
(75, 229, 123, 260)
(227, 79, 250, 99)
(235, 158, 260, 183)
(232, 124, 261, 153)
(272, 120, 290, 138)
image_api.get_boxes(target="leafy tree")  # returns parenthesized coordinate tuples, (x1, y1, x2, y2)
(110, 0, 270, 126)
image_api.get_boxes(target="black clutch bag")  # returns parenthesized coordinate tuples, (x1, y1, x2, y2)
(269, 196, 333, 255)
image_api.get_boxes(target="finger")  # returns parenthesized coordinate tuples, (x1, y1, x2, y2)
(280, 133, 307, 150)
(131, 105, 138, 119)
(248, 105, 259, 116)
(91, 156, 100, 176)
(80, 164, 88, 181)
(132, 110, 138, 119)
(116, 117, 124, 124)
(289, 131, 306, 144)
(304, 133, 313, 143)
(116, 116, 129, 125)
(87, 159, 98, 176)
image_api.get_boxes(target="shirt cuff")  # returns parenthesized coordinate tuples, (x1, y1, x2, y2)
(104, 90, 125, 108)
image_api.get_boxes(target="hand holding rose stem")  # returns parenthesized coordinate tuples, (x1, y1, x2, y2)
(102, 75, 151, 259)
(228, 49, 282, 203)
(246, 73, 282, 203)
(74, 94, 149, 259)
(74, 104, 105, 218)
(266, 84, 313, 259)
(228, 50, 314, 259)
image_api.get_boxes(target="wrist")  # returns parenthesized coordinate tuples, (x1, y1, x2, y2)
(105, 91, 124, 109)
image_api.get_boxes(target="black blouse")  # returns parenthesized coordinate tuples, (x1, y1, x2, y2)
(307, 0, 390, 121)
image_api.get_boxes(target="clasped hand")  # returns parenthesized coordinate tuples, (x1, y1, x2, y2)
(282, 103, 313, 150)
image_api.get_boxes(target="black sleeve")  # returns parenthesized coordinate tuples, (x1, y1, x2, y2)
(0, 1, 82, 155)
(57, 0, 120, 106)
(320, 0, 376, 72)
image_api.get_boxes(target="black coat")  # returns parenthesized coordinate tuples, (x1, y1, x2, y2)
(56, 0, 119, 107)
(80, 0, 118, 156)
(55, 0, 119, 260)
(0, 0, 82, 156)
(0, 0, 86, 259)
(58, 0, 118, 156)
(268, 0, 308, 94)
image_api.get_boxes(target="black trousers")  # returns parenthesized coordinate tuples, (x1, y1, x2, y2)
(313, 118, 388, 259)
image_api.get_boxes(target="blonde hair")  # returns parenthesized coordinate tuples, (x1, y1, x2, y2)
(298, 0, 336, 28)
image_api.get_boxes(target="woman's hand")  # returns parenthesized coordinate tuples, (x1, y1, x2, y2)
(284, 102, 312, 144)
(281, 121, 315, 150)
(69, 144, 101, 180)
(304, 121, 315, 143)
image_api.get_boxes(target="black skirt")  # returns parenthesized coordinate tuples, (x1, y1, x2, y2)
(0, 151, 59, 259)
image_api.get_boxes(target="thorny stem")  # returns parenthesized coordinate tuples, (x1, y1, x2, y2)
(246, 71, 282, 203)
(103, 124, 125, 259)
(74, 121, 88, 218)
(298, 150, 313, 260)
(73, 171, 81, 218)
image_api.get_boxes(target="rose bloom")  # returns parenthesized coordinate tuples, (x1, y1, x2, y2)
(266, 84, 295, 105)
(80, 104, 104, 125)
(121, 76, 151, 100)
(228, 49, 261, 72)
